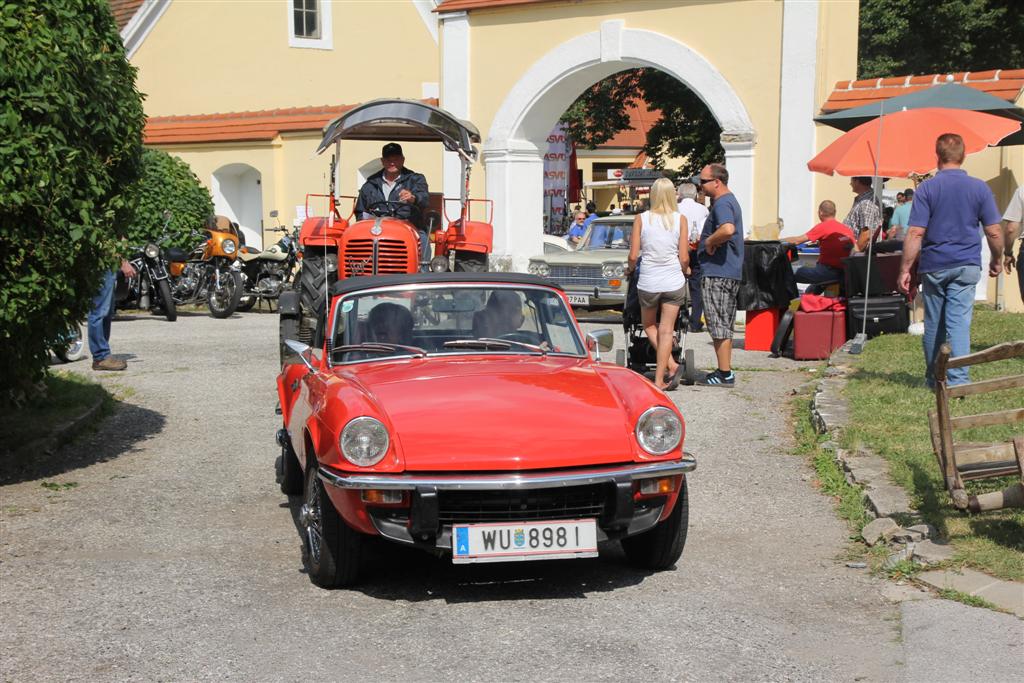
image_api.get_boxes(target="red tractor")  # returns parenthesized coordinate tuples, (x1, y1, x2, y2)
(278, 99, 493, 359)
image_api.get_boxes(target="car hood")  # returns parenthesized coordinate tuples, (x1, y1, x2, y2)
(342, 357, 639, 471)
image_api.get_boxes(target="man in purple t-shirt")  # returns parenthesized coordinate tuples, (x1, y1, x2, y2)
(898, 134, 1004, 387)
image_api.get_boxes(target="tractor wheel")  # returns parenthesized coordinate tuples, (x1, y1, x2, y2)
(453, 251, 487, 272)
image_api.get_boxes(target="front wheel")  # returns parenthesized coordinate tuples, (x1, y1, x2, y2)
(621, 479, 689, 570)
(53, 323, 86, 363)
(280, 314, 299, 367)
(302, 459, 364, 588)
(155, 279, 177, 322)
(453, 250, 487, 272)
(207, 268, 242, 318)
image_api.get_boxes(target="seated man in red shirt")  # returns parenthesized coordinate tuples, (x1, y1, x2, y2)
(783, 200, 855, 294)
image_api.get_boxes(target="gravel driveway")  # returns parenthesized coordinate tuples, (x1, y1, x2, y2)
(0, 309, 922, 680)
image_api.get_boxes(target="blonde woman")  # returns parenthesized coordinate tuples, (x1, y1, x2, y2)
(626, 177, 689, 390)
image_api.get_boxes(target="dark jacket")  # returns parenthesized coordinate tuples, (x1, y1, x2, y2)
(355, 167, 429, 227)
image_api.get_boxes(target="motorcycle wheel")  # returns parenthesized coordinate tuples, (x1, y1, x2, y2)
(207, 269, 243, 318)
(236, 295, 257, 313)
(54, 323, 87, 363)
(156, 279, 177, 322)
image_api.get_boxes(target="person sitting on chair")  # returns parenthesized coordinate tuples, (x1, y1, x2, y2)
(368, 303, 414, 346)
(472, 290, 525, 338)
(783, 200, 855, 294)
(355, 142, 431, 262)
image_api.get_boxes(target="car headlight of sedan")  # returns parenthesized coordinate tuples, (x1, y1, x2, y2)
(222, 239, 236, 255)
(635, 406, 683, 455)
(602, 262, 626, 278)
(529, 261, 550, 277)
(144, 243, 159, 259)
(340, 416, 390, 466)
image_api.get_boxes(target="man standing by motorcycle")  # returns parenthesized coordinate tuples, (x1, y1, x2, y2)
(89, 258, 136, 371)
(355, 142, 430, 261)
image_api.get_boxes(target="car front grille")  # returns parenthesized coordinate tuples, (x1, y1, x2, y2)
(437, 484, 608, 524)
(342, 239, 412, 277)
(548, 264, 604, 288)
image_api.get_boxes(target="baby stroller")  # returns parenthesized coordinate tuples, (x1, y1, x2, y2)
(620, 262, 699, 385)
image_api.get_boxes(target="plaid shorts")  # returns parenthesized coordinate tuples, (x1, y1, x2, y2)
(701, 276, 740, 340)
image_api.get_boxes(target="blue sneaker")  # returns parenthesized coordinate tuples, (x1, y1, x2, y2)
(702, 369, 735, 386)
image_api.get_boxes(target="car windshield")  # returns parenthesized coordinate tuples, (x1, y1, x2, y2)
(579, 221, 632, 251)
(330, 285, 586, 363)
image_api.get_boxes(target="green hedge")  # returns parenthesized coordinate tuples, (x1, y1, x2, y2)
(0, 0, 145, 404)
(124, 149, 214, 250)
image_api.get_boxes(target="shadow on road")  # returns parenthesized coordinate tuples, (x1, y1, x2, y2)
(0, 400, 166, 485)
(281, 485, 656, 604)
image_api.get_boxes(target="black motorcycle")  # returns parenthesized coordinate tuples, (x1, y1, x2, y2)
(116, 232, 178, 322)
(237, 210, 300, 312)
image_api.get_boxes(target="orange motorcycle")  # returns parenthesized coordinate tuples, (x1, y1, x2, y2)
(166, 215, 243, 318)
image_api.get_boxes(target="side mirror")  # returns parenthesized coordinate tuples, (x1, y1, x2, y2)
(585, 328, 614, 361)
(284, 339, 315, 372)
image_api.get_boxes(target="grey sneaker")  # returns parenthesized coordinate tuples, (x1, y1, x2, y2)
(92, 357, 127, 371)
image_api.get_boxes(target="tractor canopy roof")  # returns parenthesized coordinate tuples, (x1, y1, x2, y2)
(316, 99, 481, 158)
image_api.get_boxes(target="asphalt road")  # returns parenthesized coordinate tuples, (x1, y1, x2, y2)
(1, 309, 1018, 681)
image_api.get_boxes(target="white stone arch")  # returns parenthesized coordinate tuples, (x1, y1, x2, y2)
(211, 162, 264, 249)
(480, 21, 756, 268)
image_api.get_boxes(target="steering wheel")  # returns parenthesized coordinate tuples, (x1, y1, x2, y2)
(366, 200, 422, 221)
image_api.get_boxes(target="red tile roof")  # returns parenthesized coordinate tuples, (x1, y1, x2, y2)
(821, 69, 1024, 113)
(108, 0, 144, 31)
(435, 0, 556, 11)
(145, 100, 440, 145)
(597, 101, 661, 149)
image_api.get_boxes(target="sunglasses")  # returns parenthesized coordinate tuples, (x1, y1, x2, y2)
(698, 177, 716, 185)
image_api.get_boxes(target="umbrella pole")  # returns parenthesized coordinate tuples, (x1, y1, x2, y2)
(850, 103, 885, 355)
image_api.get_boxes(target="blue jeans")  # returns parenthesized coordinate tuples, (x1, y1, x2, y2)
(922, 265, 980, 387)
(795, 263, 843, 294)
(88, 270, 117, 361)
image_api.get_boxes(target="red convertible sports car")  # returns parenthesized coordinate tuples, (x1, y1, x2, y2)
(276, 273, 695, 587)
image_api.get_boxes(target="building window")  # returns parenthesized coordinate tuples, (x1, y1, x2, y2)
(288, 0, 332, 50)
(293, 0, 320, 40)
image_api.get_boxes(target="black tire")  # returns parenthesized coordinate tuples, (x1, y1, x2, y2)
(621, 479, 689, 570)
(299, 254, 331, 322)
(303, 458, 363, 588)
(156, 279, 177, 322)
(236, 295, 256, 313)
(453, 250, 487, 272)
(682, 348, 698, 385)
(279, 430, 303, 495)
(207, 269, 243, 318)
(280, 314, 300, 367)
(770, 310, 795, 358)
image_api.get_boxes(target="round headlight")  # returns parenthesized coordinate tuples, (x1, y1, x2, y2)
(536, 263, 550, 277)
(340, 416, 390, 467)
(614, 264, 625, 277)
(528, 262, 539, 275)
(222, 239, 236, 255)
(325, 254, 338, 273)
(635, 406, 683, 455)
(602, 263, 615, 278)
(430, 256, 449, 273)
(144, 243, 159, 259)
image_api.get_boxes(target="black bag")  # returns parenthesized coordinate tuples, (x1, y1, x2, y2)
(843, 251, 903, 297)
(845, 294, 909, 339)
(738, 241, 799, 310)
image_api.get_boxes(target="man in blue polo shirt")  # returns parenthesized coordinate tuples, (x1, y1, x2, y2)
(898, 133, 1004, 387)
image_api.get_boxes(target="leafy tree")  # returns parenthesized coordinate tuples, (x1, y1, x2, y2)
(0, 0, 145, 404)
(124, 149, 214, 250)
(859, 0, 1024, 78)
(560, 68, 723, 178)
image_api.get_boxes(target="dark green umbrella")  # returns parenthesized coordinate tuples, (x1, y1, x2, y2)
(816, 83, 1024, 145)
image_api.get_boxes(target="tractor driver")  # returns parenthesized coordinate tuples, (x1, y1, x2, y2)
(356, 142, 431, 262)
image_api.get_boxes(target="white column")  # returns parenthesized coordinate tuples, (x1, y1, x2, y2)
(777, 0, 820, 236)
(722, 135, 756, 235)
(440, 11, 470, 205)
(483, 142, 545, 272)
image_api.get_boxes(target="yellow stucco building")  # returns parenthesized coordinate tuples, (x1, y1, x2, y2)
(118, 0, 1022, 309)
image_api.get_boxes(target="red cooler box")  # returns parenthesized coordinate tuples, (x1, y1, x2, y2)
(793, 309, 846, 360)
(744, 308, 782, 352)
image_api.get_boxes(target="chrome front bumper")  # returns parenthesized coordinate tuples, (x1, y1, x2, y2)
(317, 455, 696, 491)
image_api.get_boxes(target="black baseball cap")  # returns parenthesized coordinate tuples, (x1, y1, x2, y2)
(381, 142, 403, 157)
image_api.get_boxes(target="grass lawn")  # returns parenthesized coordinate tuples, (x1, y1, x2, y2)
(841, 305, 1024, 581)
(0, 370, 113, 449)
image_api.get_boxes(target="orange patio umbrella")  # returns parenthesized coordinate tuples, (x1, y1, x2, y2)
(807, 107, 1021, 177)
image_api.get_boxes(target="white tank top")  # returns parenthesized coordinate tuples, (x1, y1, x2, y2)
(637, 210, 686, 293)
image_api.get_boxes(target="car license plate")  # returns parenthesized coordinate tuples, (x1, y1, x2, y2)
(451, 519, 598, 564)
(567, 294, 589, 306)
